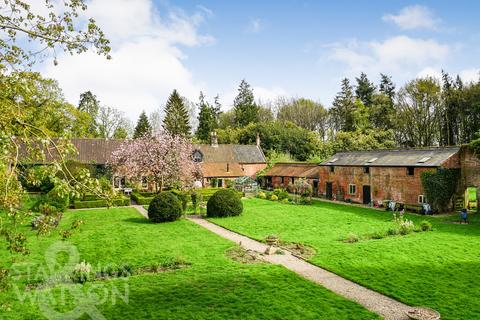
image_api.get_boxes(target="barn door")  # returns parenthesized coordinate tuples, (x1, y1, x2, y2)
(363, 185, 371, 205)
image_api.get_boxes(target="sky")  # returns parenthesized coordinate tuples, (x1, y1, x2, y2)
(37, 0, 480, 121)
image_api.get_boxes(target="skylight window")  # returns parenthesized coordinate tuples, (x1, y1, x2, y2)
(367, 157, 378, 163)
(417, 157, 431, 163)
(328, 158, 338, 164)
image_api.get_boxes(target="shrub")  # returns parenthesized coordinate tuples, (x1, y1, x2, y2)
(299, 196, 312, 205)
(399, 219, 415, 235)
(270, 194, 278, 201)
(281, 198, 289, 204)
(207, 189, 243, 218)
(71, 261, 92, 284)
(266, 191, 273, 200)
(420, 220, 433, 232)
(273, 189, 282, 197)
(148, 192, 182, 223)
(34, 188, 69, 212)
(370, 231, 386, 240)
(278, 190, 289, 200)
(257, 192, 266, 199)
(386, 227, 399, 236)
(131, 192, 154, 205)
(171, 190, 188, 212)
(72, 197, 129, 209)
(344, 233, 359, 243)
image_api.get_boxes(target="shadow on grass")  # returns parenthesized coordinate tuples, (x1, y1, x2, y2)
(123, 217, 151, 224)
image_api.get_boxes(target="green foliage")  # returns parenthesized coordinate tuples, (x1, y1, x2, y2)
(36, 187, 70, 212)
(330, 78, 356, 132)
(343, 233, 359, 243)
(148, 192, 183, 223)
(133, 111, 152, 138)
(420, 220, 433, 232)
(233, 80, 259, 127)
(207, 189, 243, 217)
(72, 197, 129, 209)
(421, 168, 460, 212)
(257, 191, 266, 199)
(77, 91, 100, 137)
(270, 195, 278, 201)
(163, 89, 191, 136)
(470, 133, 480, 156)
(196, 92, 218, 142)
(131, 192, 154, 205)
(355, 72, 376, 106)
(170, 190, 188, 212)
(276, 98, 328, 133)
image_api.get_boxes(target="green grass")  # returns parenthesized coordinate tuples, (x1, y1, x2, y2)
(209, 198, 480, 320)
(0, 207, 377, 319)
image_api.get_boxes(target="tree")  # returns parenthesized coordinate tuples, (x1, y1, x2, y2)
(395, 78, 442, 147)
(0, 0, 110, 68)
(97, 106, 130, 139)
(78, 91, 100, 136)
(111, 132, 200, 192)
(149, 109, 163, 135)
(369, 93, 395, 130)
(133, 111, 152, 138)
(233, 80, 259, 127)
(163, 90, 191, 136)
(355, 72, 376, 106)
(277, 98, 328, 138)
(439, 71, 459, 146)
(330, 78, 356, 132)
(379, 73, 395, 101)
(196, 92, 217, 142)
(113, 127, 129, 139)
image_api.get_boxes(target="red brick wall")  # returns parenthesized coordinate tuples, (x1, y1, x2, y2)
(459, 147, 480, 198)
(317, 166, 435, 205)
(242, 163, 267, 178)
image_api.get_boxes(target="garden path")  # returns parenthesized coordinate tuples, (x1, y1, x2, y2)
(130, 206, 413, 320)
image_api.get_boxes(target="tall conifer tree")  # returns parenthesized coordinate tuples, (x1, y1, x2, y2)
(162, 89, 191, 136)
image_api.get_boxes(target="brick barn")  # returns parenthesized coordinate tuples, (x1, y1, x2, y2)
(318, 147, 468, 208)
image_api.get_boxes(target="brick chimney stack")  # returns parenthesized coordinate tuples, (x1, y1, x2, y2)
(211, 131, 218, 147)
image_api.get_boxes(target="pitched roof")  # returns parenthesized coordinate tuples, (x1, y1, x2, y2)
(194, 144, 266, 163)
(201, 162, 245, 178)
(320, 147, 461, 167)
(264, 163, 319, 178)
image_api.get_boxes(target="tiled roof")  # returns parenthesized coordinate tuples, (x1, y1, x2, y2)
(264, 163, 319, 178)
(194, 144, 266, 163)
(201, 162, 245, 178)
(320, 147, 461, 167)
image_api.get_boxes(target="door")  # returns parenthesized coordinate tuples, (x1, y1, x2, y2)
(363, 185, 371, 205)
(313, 180, 319, 195)
(326, 182, 333, 200)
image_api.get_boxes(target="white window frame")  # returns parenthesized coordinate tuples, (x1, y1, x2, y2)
(418, 195, 426, 204)
(348, 184, 356, 195)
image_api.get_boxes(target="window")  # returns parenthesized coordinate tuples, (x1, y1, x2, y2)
(290, 177, 295, 184)
(348, 184, 356, 195)
(418, 195, 426, 204)
(417, 157, 431, 163)
(141, 176, 148, 189)
(330, 166, 335, 173)
(367, 157, 378, 163)
(192, 150, 203, 162)
(113, 176, 121, 189)
(281, 177, 285, 184)
(364, 166, 370, 174)
(407, 167, 415, 176)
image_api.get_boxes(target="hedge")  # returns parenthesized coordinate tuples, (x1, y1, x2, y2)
(131, 192, 155, 205)
(72, 197, 130, 209)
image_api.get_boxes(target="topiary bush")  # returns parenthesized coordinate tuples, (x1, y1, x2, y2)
(171, 190, 188, 213)
(207, 189, 243, 218)
(148, 192, 183, 223)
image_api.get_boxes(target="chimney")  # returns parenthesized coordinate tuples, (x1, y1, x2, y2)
(256, 133, 261, 147)
(211, 131, 218, 147)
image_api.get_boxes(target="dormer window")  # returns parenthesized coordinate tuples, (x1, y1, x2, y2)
(192, 150, 203, 162)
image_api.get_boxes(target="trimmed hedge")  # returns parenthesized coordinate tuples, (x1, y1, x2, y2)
(72, 197, 130, 209)
(207, 189, 243, 218)
(148, 192, 182, 223)
(131, 192, 154, 205)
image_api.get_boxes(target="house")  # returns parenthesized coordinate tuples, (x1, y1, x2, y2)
(193, 132, 267, 187)
(262, 163, 319, 193)
(20, 136, 267, 190)
(318, 147, 465, 207)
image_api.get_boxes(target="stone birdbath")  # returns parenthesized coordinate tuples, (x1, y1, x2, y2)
(405, 307, 440, 320)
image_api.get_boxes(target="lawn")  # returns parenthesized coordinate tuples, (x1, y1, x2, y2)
(0, 207, 378, 319)
(209, 198, 480, 320)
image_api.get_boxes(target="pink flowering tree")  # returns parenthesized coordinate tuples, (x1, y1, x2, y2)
(111, 132, 200, 192)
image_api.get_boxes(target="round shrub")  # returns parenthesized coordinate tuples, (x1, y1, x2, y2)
(257, 192, 266, 199)
(419, 220, 432, 231)
(278, 190, 289, 200)
(281, 198, 289, 204)
(148, 192, 182, 223)
(207, 189, 243, 218)
(270, 194, 278, 201)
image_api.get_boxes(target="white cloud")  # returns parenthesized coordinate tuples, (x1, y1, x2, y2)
(220, 85, 288, 110)
(246, 18, 262, 33)
(416, 67, 442, 80)
(383, 5, 440, 30)
(459, 68, 480, 83)
(326, 35, 450, 78)
(40, 0, 214, 120)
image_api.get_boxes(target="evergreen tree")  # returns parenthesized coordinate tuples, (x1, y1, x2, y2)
(233, 79, 259, 127)
(379, 73, 395, 101)
(330, 78, 357, 132)
(78, 90, 100, 136)
(196, 92, 217, 142)
(213, 94, 222, 121)
(133, 110, 152, 138)
(162, 89, 191, 136)
(355, 72, 376, 106)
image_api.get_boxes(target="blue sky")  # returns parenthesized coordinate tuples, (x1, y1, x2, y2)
(40, 0, 480, 120)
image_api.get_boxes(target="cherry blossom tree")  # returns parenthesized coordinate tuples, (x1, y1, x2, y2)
(111, 132, 200, 192)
